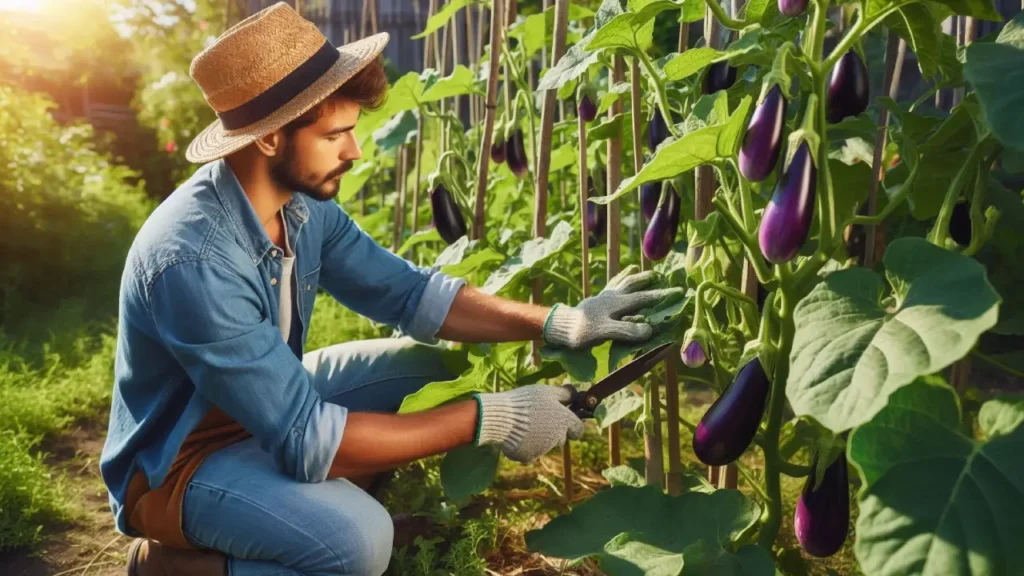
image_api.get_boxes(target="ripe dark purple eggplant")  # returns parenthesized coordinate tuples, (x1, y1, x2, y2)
(739, 86, 787, 182)
(642, 185, 680, 261)
(693, 358, 770, 466)
(505, 130, 528, 178)
(681, 340, 707, 368)
(430, 184, 467, 245)
(759, 143, 816, 264)
(950, 201, 972, 246)
(795, 452, 850, 558)
(491, 139, 506, 164)
(826, 50, 870, 124)
(647, 109, 669, 153)
(779, 0, 808, 16)
(703, 61, 737, 95)
(641, 182, 661, 222)
(578, 94, 598, 122)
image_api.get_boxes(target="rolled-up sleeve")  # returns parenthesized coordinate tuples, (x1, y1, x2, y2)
(317, 201, 464, 343)
(148, 259, 343, 483)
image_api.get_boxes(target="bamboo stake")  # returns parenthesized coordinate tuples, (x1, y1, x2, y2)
(466, 3, 476, 125)
(412, 0, 439, 238)
(451, 10, 461, 122)
(369, 0, 378, 35)
(472, 0, 503, 240)
(860, 33, 904, 268)
(630, 61, 647, 271)
(476, 3, 486, 126)
(360, 0, 369, 38)
(393, 145, 407, 252)
(569, 106, 591, 504)
(531, 0, 571, 365)
(607, 56, 625, 468)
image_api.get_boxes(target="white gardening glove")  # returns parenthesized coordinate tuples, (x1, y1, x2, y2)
(472, 385, 585, 463)
(542, 267, 683, 349)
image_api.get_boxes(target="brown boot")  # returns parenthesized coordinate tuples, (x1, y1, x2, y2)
(126, 538, 228, 576)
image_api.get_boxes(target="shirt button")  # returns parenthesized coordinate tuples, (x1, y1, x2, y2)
(270, 277, 278, 286)
(271, 250, 278, 257)
(306, 284, 311, 291)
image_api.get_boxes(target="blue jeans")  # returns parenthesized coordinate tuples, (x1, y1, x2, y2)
(181, 338, 454, 576)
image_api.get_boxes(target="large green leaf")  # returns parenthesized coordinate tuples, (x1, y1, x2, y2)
(412, 0, 471, 39)
(593, 389, 645, 429)
(440, 444, 500, 502)
(886, 4, 961, 82)
(848, 379, 1024, 575)
(787, 237, 1000, 433)
(336, 160, 375, 204)
(594, 97, 752, 204)
(372, 109, 418, 152)
(537, 0, 625, 91)
(978, 395, 1024, 438)
(525, 486, 760, 567)
(587, 1, 682, 53)
(398, 362, 489, 413)
(419, 65, 479, 103)
(965, 23, 1024, 150)
(975, 179, 1024, 335)
(663, 35, 762, 83)
(482, 220, 576, 295)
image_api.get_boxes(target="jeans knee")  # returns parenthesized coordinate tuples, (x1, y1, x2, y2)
(320, 501, 393, 576)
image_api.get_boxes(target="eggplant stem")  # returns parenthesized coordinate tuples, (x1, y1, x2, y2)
(635, 49, 682, 139)
(712, 196, 774, 287)
(540, 269, 585, 300)
(702, 0, 748, 30)
(962, 148, 1000, 257)
(929, 139, 987, 247)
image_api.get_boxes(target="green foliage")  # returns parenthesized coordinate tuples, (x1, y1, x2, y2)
(0, 430, 70, 550)
(0, 85, 154, 323)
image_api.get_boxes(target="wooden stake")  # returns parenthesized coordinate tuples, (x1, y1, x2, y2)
(531, 0, 571, 365)
(606, 55, 626, 468)
(472, 0, 503, 240)
(393, 145, 408, 252)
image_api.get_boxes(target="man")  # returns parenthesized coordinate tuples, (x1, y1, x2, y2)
(101, 4, 679, 576)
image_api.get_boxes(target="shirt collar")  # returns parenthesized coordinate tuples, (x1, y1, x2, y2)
(211, 159, 310, 264)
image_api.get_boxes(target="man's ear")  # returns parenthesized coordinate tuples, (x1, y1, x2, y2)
(253, 130, 284, 157)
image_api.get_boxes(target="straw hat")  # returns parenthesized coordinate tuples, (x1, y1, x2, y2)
(185, 2, 389, 163)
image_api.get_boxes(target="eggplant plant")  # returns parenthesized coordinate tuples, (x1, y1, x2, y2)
(353, 2, 1024, 575)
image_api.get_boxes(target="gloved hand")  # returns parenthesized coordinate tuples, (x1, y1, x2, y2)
(472, 385, 584, 463)
(542, 267, 683, 349)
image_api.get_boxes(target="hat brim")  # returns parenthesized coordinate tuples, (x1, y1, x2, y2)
(185, 32, 389, 164)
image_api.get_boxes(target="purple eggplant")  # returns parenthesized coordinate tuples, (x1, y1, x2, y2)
(642, 184, 681, 261)
(795, 452, 850, 558)
(739, 86, 787, 183)
(826, 50, 869, 124)
(703, 61, 737, 95)
(647, 109, 669, 153)
(950, 201, 972, 246)
(641, 182, 661, 222)
(681, 340, 707, 368)
(491, 139, 506, 164)
(578, 94, 598, 122)
(779, 0, 808, 16)
(693, 357, 770, 466)
(506, 130, 528, 178)
(759, 143, 816, 263)
(430, 184, 467, 245)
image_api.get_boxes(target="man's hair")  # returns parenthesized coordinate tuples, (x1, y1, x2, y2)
(281, 56, 388, 134)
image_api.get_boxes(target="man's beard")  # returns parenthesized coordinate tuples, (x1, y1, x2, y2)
(270, 144, 352, 202)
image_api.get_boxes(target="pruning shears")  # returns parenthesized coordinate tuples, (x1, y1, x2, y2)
(562, 342, 675, 419)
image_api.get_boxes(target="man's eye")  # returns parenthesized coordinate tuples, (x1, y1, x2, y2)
(326, 135, 340, 142)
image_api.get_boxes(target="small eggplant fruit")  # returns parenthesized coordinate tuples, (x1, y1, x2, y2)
(641, 181, 661, 222)
(681, 340, 707, 368)
(779, 0, 808, 17)
(491, 139, 506, 164)
(647, 109, 670, 153)
(578, 94, 598, 122)
(642, 184, 681, 261)
(759, 143, 816, 264)
(826, 50, 870, 124)
(950, 201, 972, 246)
(703, 61, 737, 95)
(795, 452, 850, 558)
(506, 130, 528, 178)
(693, 358, 770, 466)
(430, 184, 468, 245)
(739, 86, 787, 182)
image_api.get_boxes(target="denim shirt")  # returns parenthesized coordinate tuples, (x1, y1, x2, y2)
(99, 159, 464, 537)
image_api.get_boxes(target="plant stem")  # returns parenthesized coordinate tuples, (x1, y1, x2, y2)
(703, 0, 747, 30)
(757, 288, 794, 549)
(712, 196, 774, 286)
(542, 268, 584, 299)
(822, 2, 864, 73)
(962, 149, 999, 257)
(635, 49, 682, 139)
(929, 139, 986, 247)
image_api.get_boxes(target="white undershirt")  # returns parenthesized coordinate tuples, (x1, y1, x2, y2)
(278, 208, 296, 343)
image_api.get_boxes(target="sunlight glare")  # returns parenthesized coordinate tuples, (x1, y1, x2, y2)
(0, 0, 43, 13)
